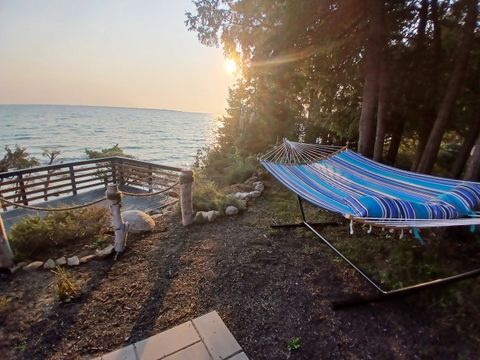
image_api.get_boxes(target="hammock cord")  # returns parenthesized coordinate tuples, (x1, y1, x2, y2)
(261, 139, 345, 164)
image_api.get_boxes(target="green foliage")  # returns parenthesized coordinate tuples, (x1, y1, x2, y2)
(192, 177, 246, 213)
(0, 145, 39, 172)
(9, 206, 110, 260)
(192, 179, 223, 212)
(41, 148, 61, 165)
(0, 296, 9, 311)
(187, 0, 480, 178)
(195, 145, 257, 185)
(92, 234, 109, 249)
(287, 337, 301, 351)
(51, 266, 79, 302)
(217, 194, 247, 212)
(85, 144, 133, 159)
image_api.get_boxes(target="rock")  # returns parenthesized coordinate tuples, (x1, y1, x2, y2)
(96, 244, 114, 259)
(122, 210, 155, 233)
(206, 210, 217, 223)
(253, 181, 265, 192)
(80, 254, 96, 264)
(225, 206, 239, 216)
(194, 211, 208, 224)
(234, 192, 250, 200)
(244, 175, 260, 185)
(56, 257, 67, 266)
(11, 262, 27, 273)
(150, 213, 164, 220)
(43, 259, 56, 270)
(67, 256, 80, 266)
(24, 261, 43, 271)
(249, 190, 262, 198)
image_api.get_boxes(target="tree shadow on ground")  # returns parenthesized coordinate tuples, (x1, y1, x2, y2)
(21, 260, 115, 360)
(126, 231, 189, 344)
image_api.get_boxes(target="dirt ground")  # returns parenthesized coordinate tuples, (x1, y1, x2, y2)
(1, 182, 479, 359)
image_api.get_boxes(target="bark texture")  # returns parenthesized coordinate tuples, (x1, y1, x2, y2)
(416, 0, 478, 174)
(358, 0, 383, 157)
(464, 132, 480, 181)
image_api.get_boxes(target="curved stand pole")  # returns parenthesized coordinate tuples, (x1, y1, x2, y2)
(272, 196, 480, 309)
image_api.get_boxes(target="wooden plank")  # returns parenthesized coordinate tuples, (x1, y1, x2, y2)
(1, 169, 110, 194)
(0, 157, 114, 178)
(72, 164, 110, 173)
(1, 185, 173, 231)
(69, 165, 77, 195)
(118, 157, 182, 172)
(1, 174, 112, 201)
(0, 169, 71, 186)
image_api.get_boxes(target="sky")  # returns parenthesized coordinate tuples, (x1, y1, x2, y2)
(0, 0, 235, 114)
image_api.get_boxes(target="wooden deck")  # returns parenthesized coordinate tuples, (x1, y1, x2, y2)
(94, 311, 248, 360)
(1, 185, 174, 232)
(0, 156, 182, 233)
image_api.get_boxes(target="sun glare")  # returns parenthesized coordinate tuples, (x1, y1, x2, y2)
(224, 58, 237, 74)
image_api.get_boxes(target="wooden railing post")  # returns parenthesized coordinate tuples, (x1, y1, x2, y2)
(0, 186, 7, 211)
(180, 169, 194, 226)
(69, 165, 77, 195)
(106, 184, 128, 253)
(18, 174, 28, 205)
(118, 159, 125, 188)
(148, 165, 153, 193)
(0, 214, 14, 269)
(111, 159, 118, 185)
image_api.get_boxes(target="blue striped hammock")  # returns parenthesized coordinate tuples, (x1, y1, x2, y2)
(261, 140, 480, 231)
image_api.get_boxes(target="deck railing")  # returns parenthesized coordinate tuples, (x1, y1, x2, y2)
(0, 157, 194, 268)
(0, 157, 183, 211)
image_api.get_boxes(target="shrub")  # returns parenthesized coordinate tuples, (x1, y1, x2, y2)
(217, 194, 247, 212)
(9, 206, 110, 260)
(51, 266, 79, 302)
(192, 178, 223, 212)
(195, 145, 258, 185)
(85, 144, 134, 159)
(224, 156, 257, 185)
(192, 177, 246, 213)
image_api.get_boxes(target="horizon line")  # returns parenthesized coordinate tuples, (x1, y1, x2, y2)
(0, 103, 218, 116)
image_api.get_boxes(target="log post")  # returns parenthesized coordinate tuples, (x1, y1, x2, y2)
(106, 184, 129, 253)
(180, 169, 194, 226)
(0, 214, 14, 269)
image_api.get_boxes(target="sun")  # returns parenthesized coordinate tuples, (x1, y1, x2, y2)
(224, 58, 237, 74)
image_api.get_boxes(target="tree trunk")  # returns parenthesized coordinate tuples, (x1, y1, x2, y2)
(411, 0, 436, 171)
(384, 120, 404, 165)
(464, 132, 480, 181)
(358, 0, 383, 158)
(452, 116, 480, 178)
(416, 0, 478, 174)
(373, 60, 389, 162)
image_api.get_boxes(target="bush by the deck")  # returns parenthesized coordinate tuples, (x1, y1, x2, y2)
(9, 206, 110, 260)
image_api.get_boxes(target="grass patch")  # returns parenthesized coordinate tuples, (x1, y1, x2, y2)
(287, 337, 301, 351)
(51, 266, 79, 302)
(9, 206, 110, 261)
(195, 146, 257, 185)
(192, 176, 246, 213)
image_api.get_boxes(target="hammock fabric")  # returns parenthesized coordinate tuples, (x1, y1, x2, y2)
(261, 140, 480, 229)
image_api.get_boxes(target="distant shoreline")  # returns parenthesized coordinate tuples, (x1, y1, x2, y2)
(0, 103, 214, 116)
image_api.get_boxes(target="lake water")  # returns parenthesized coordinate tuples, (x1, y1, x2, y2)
(0, 104, 219, 167)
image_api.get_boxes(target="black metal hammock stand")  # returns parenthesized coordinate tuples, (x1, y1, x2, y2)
(261, 140, 480, 309)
